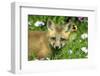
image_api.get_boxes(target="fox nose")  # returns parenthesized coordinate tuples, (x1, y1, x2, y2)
(55, 46, 59, 49)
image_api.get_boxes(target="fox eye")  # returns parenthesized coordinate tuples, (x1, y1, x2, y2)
(60, 38, 66, 41)
(72, 25, 76, 29)
(51, 37, 56, 40)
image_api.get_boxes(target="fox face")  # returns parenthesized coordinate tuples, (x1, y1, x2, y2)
(47, 20, 77, 50)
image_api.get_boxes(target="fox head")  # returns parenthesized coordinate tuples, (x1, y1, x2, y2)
(47, 20, 77, 50)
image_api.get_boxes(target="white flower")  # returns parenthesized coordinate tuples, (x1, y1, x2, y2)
(34, 21, 45, 27)
(81, 33, 88, 39)
(81, 47, 88, 53)
(28, 21, 33, 26)
(28, 21, 31, 25)
(68, 49, 73, 54)
(46, 57, 50, 60)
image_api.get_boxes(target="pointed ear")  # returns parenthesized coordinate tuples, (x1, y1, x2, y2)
(64, 22, 77, 32)
(47, 20, 55, 31)
(64, 22, 72, 32)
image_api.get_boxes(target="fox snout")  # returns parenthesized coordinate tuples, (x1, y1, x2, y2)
(54, 40, 61, 49)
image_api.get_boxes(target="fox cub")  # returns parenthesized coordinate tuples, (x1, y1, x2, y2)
(28, 20, 77, 60)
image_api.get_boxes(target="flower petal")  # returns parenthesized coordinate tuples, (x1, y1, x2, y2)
(81, 33, 88, 39)
(81, 47, 88, 53)
(34, 21, 45, 27)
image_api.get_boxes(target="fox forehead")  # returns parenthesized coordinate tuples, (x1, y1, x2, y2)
(48, 26, 62, 36)
(48, 26, 70, 38)
(55, 26, 64, 33)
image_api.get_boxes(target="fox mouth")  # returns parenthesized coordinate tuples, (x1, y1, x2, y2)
(54, 46, 61, 50)
(50, 44, 62, 50)
(49, 43, 66, 50)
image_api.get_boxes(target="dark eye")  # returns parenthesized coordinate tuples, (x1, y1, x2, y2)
(60, 38, 66, 41)
(72, 25, 76, 29)
(51, 37, 56, 40)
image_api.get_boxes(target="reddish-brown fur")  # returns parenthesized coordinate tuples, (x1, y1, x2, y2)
(28, 31, 52, 59)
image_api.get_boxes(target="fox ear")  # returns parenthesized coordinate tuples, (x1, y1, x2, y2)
(64, 22, 77, 32)
(47, 20, 55, 31)
(64, 22, 72, 32)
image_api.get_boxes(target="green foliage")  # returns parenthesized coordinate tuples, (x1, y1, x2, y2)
(28, 15, 88, 60)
